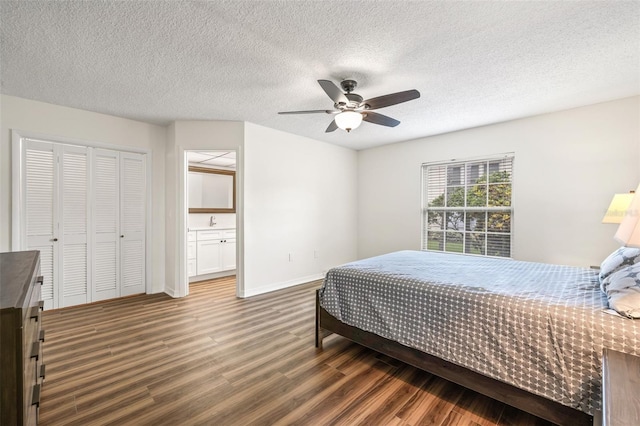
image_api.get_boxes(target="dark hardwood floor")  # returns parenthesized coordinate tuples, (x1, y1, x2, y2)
(40, 277, 555, 425)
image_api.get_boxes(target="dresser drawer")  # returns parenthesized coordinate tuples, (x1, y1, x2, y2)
(2, 251, 42, 425)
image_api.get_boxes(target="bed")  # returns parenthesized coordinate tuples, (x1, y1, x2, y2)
(315, 250, 640, 425)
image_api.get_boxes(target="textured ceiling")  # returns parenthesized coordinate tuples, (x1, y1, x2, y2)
(1, 1, 639, 150)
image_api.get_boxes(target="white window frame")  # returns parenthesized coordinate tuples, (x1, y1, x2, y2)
(421, 154, 514, 258)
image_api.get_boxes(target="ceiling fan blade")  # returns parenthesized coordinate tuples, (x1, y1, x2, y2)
(325, 119, 338, 133)
(363, 89, 420, 110)
(278, 109, 337, 115)
(362, 111, 400, 127)
(318, 80, 349, 104)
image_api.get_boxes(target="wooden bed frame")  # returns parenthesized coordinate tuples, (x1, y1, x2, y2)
(315, 290, 593, 426)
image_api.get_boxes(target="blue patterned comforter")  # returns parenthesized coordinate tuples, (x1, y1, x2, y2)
(319, 250, 640, 415)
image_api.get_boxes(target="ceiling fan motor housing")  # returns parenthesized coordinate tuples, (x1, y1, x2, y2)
(341, 93, 363, 109)
(340, 79, 358, 93)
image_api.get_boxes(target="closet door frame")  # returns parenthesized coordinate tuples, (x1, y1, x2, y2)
(11, 130, 153, 303)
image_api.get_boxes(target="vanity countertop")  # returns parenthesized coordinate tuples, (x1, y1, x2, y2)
(188, 227, 236, 232)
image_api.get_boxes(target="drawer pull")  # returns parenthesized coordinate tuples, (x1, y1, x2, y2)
(39, 330, 45, 342)
(39, 300, 44, 311)
(31, 342, 40, 361)
(37, 275, 44, 285)
(32, 384, 41, 407)
(40, 364, 46, 380)
(30, 306, 40, 321)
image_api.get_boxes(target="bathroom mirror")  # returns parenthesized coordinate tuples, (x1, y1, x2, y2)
(188, 166, 236, 213)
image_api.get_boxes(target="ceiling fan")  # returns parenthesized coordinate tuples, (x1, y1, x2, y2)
(278, 79, 420, 133)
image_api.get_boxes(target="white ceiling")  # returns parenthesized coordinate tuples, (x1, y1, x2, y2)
(188, 151, 236, 169)
(1, 1, 638, 151)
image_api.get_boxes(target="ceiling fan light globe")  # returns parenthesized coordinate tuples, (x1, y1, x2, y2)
(335, 111, 363, 132)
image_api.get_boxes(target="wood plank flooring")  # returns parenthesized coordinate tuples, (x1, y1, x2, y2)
(40, 277, 555, 425)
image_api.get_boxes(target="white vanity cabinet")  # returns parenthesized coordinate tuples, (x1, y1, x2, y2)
(221, 237, 236, 270)
(193, 229, 236, 277)
(187, 232, 197, 277)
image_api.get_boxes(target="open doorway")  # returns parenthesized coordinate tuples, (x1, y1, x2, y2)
(184, 150, 239, 292)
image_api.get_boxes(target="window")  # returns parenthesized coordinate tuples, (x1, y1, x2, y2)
(422, 155, 514, 257)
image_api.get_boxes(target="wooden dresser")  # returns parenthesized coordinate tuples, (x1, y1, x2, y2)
(1, 251, 45, 425)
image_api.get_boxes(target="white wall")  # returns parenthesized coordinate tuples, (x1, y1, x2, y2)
(1, 102, 358, 299)
(164, 122, 179, 296)
(0, 95, 167, 293)
(165, 120, 244, 296)
(358, 96, 640, 267)
(5, 94, 634, 300)
(243, 122, 358, 296)
(168, 121, 358, 298)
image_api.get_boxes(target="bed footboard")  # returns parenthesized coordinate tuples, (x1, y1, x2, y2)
(314, 289, 592, 426)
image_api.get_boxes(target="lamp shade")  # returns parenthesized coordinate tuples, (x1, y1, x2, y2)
(615, 184, 640, 247)
(334, 111, 363, 132)
(602, 193, 635, 224)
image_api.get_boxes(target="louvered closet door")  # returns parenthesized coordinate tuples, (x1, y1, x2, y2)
(24, 140, 58, 310)
(20, 138, 147, 308)
(59, 145, 90, 307)
(92, 149, 120, 301)
(120, 152, 146, 296)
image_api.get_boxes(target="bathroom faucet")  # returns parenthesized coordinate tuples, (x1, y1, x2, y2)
(210, 216, 216, 227)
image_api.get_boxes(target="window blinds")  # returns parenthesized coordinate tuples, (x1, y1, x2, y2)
(422, 155, 514, 258)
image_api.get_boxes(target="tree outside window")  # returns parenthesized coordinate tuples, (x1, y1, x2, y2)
(422, 157, 513, 258)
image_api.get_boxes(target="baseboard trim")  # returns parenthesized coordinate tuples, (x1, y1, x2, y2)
(241, 273, 324, 298)
(189, 270, 235, 283)
(164, 286, 179, 298)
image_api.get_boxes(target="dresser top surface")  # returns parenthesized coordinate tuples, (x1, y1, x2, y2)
(0, 250, 40, 309)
